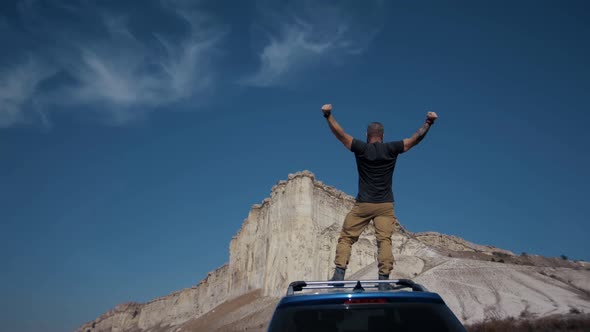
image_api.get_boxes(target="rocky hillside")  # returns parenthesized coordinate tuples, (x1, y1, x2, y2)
(77, 171, 590, 332)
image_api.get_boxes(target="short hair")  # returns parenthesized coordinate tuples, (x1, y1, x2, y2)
(367, 122, 384, 138)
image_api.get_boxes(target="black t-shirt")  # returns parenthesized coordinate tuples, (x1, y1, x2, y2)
(351, 139, 405, 203)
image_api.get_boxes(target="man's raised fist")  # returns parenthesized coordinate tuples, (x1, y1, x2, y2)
(427, 111, 438, 121)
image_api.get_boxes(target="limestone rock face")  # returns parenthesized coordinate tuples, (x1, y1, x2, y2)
(225, 171, 441, 299)
(79, 171, 379, 331)
(77, 171, 590, 332)
(228, 171, 380, 298)
(80, 171, 429, 331)
(78, 265, 230, 332)
(87, 302, 142, 332)
(138, 264, 229, 329)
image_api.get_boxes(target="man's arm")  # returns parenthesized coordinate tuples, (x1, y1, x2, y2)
(322, 104, 353, 150)
(403, 112, 438, 152)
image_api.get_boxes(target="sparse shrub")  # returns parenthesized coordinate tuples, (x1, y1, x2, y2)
(561, 254, 568, 260)
(493, 251, 509, 258)
(570, 307, 582, 314)
(498, 259, 505, 263)
(491, 258, 496, 262)
(466, 314, 590, 332)
(521, 252, 528, 256)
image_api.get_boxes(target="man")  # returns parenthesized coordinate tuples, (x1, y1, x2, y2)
(321, 104, 438, 290)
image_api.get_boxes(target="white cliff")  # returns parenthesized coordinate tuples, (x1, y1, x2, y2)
(77, 171, 590, 332)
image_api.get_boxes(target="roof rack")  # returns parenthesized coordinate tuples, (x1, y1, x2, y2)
(286, 279, 428, 296)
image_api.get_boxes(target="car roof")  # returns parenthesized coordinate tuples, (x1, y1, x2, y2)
(276, 279, 445, 308)
(277, 291, 445, 308)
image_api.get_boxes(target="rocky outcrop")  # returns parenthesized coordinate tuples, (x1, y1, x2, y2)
(227, 171, 449, 298)
(77, 171, 590, 332)
(228, 170, 384, 298)
(78, 171, 383, 331)
(78, 265, 230, 332)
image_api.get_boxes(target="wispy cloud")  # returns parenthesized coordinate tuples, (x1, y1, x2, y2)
(0, 0, 226, 127)
(66, 12, 223, 111)
(0, 0, 385, 127)
(0, 57, 55, 127)
(241, 0, 384, 87)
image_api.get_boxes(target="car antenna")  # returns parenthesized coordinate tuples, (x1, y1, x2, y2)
(353, 280, 364, 292)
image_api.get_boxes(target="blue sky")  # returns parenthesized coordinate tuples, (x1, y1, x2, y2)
(1, 0, 589, 331)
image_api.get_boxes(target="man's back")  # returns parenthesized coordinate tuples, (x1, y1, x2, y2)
(320, 103, 438, 283)
(351, 139, 405, 203)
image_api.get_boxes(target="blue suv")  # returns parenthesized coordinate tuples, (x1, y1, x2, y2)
(267, 279, 467, 332)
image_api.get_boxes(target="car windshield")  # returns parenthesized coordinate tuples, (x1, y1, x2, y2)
(267, 302, 466, 332)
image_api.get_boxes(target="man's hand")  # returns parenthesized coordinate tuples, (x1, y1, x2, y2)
(322, 104, 332, 118)
(427, 111, 438, 122)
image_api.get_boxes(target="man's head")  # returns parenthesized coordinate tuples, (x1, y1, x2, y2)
(366, 122, 384, 143)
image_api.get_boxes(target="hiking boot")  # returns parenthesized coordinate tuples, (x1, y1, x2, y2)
(330, 267, 346, 287)
(330, 267, 346, 281)
(378, 274, 392, 291)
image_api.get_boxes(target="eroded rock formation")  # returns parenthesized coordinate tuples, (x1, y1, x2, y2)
(77, 171, 589, 332)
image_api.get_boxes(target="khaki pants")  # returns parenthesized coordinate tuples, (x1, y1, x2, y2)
(334, 202, 399, 276)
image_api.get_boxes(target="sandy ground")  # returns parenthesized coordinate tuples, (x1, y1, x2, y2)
(175, 290, 278, 332)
